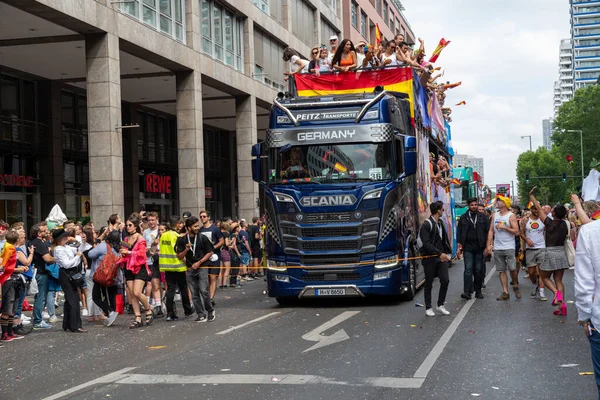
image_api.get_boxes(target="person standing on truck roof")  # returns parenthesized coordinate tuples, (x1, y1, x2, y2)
(485, 195, 521, 301)
(419, 201, 452, 317)
(328, 35, 338, 64)
(282, 47, 309, 81)
(457, 198, 489, 300)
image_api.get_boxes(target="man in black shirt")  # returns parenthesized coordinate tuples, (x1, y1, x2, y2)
(457, 198, 490, 300)
(176, 217, 215, 322)
(419, 201, 452, 317)
(30, 223, 55, 329)
(248, 217, 262, 277)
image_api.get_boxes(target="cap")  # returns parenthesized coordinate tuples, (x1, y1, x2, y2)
(52, 228, 69, 242)
(356, 41, 366, 47)
(182, 211, 192, 219)
(329, 35, 338, 41)
(496, 195, 512, 209)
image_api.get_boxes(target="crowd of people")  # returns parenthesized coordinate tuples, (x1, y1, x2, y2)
(0, 211, 266, 343)
(282, 34, 454, 122)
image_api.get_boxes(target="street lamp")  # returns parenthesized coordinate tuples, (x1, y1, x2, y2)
(521, 135, 532, 151)
(565, 129, 584, 178)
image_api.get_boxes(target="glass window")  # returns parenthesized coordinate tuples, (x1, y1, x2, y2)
(321, 18, 339, 47)
(383, 2, 388, 23)
(360, 11, 367, 38)
(142, 4, 156, 26)
(119, 0, 184, 42)
(376, 0, 382, 15)
(390, 17, 394, 31)
(213, 4, 223, 61)
(351, 1, 358, 28)
(253, 0, 269, 13)
(199, 0, 244, 71)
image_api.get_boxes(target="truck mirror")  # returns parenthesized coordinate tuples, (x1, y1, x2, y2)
(404, 136, 417, 176)
(251, 143, 262, 183)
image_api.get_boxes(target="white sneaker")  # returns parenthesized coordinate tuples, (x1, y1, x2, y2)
(49, 315, 58, 323)
(105, 311, 118, 327)
(22, 319, 31, 326)
(435, 305, 450, 316)
(21, 315, 31, 321)
(425, 308, 436, 317)
(174, 293, 181, 302)
(42, 312, 50, 320)
(82, 309, 89, 317)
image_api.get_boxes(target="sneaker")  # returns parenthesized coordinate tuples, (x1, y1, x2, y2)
(435, 305, 450, 316)
(513, 287, 522, 300)
(475, 291, 484, 299)
(530, 287, 539, 299)
(538, 292, 548, 301)
(425, 308, 435, 317)
(184, 310, 194, 317)
(21, 315, 31, 321)
(22, 319, 31, 326)
(496, 292, 510, 301)
(82, 309, 89, 317)
(33, 321, 54, 330)
(42, 311, 50, 320)
(153, 306, 164, 317)
(49, 315, 58, 324)
(1, 333, 14, 342)
(460, 292, 471, 300)
(54, 301, 59, 308)
(103, 311, 117, 327)
(208, 311, 216, 322)
(13, 324, 31, 336)
(195, 316, 207, 323)
(11, 334, 24, 340)
(174, 293, 182, 302)
(166, 315, 179, 321)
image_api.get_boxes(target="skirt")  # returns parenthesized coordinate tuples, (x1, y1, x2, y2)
(540, 246, 569, 272)
(220, 249, 231, 262)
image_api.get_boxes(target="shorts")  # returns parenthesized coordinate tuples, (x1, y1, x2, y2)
(525, 248, 545, 268)
(1, 278, 21, 315)
(208, 267, 220, 276)
(251, 248, 262, 260)
(493, 249, 516, 272)
(240, 252, 250, 266)
(150, 263, 161, 280)
(124, 266, 150, 282)
(220, 249, 231, 262)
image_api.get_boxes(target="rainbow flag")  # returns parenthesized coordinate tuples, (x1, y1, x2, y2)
(295, 68, 415, 119)
(443, 81, 462, 90)
(450, 178, 461, 185)
(591, 209, 600, 220)
(375, 23, 382, 46)
(429, 38, 451, 63)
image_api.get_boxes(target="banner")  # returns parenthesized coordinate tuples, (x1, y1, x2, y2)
(496, 184, 511, 198)
(295, 68, 414, 119)
(81, 196, 91, 217)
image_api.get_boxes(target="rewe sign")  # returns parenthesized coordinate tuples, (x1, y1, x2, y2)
(145, 174, 172, 194)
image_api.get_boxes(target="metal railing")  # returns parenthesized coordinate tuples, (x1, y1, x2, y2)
(62, 127, 88, 154)
(0, 116, 46, 151)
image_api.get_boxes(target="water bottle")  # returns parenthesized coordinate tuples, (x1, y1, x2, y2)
(236, 275, 241, 287)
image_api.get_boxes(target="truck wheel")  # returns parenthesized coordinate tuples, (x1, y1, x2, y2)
(275, 297, 296, 306)
(400, 259, 416, 301)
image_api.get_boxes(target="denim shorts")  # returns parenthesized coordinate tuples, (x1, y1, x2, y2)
(493, 249, 516, 272)
(240, 253, 250, 266)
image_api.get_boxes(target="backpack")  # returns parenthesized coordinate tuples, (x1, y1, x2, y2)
(93, 248, 119, 286)
(416, 219, 434, 252)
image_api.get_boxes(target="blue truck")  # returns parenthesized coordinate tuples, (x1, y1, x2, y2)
(251, 69, 455, 304)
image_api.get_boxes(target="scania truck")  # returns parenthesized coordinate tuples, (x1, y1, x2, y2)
(251, 68, 455, 304)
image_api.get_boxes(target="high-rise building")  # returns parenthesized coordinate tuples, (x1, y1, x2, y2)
(555, 38, 574, 114)
(570, 0, 600, 89)
(452, 154, 484, 182)
(542, 118, 554, 150)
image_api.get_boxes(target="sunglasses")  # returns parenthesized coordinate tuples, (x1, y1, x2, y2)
(200, 215, 208, 219)
(330, 39, 337, 43)
(312, 51, 318, 55)
(126, 223, 135, 227)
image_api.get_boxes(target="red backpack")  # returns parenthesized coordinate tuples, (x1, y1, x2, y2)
(93, 249, 119, 286)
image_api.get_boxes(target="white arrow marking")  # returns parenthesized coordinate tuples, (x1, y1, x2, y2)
(302, 311, 360, 353)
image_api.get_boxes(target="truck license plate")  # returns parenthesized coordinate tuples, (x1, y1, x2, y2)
(316, 288, 346, 296)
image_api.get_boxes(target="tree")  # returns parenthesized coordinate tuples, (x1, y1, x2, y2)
(553, 85, 600, 191)
(516, 147, 570, 205)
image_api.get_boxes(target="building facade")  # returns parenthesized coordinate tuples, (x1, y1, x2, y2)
(452, 154, 484, 183)
(570, 0, 600, 89)
(342, 0, 414, 47)
(0, 0, 352, 228)
(554, 38, 574, 114)
(542, 118, 554, 150)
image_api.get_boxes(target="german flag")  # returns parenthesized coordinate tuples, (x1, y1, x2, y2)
(429, 38, 451, 63)
(375, 23, 382, 46)
(295, 68, 414, 119)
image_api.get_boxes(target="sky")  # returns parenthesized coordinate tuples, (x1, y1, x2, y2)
(402, 0, 571, 194)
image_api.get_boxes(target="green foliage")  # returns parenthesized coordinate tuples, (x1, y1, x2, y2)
(553, 85, 600, 189)
(516, 147, 571, 205)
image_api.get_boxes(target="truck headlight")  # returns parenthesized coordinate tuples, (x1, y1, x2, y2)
(374, 256, 398, 269)
(274, 192, 294, 203)
(267, 259, 287, 271)
(363, 189, 383, 200)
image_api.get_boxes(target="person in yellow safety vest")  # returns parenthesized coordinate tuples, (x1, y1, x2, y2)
(159, 216, 193, 321)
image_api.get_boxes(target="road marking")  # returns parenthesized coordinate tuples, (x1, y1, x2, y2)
(302, 311, 360, 353)
(115, 373, 424, 388)
(216, 312, 281, 335)
(41, 367, 136, 400)
(413, 267, 496, 379)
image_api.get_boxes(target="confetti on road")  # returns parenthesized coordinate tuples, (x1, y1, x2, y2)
(410, 324, 416, 328)
(559, 364, 579, 368)
(526, 338, 534, 342)
(271, 377, 282, 382)
(492, 386, 499, 390)
(148, 346, 166, 349)
(579, 372, 594, 376)
(221, 369, 231, 372)
(415, 302, 424, 307)
(567, 300, 574, 304)
(471, 394, 481, 397)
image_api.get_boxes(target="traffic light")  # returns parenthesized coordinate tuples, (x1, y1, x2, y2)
(525, 174, 530, 183)
(562, 172, 567, 182)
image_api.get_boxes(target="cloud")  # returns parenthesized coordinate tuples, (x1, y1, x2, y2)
(403, 0, 570, 193)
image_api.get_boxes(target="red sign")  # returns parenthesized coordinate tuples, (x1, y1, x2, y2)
(0, 174, 34, 187)
(205, 187, 212, 199)
(145, 174, 171, 194)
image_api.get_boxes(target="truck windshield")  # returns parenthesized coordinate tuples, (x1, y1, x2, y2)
(269, 143, 392, 184)
(453, 182, 469, 205)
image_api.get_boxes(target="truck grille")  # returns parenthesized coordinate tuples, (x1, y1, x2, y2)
(306, 213, 351, 224)
(302, 240, 360, 251)
(302, 226, 360, 237)
(299, 256, 360, 265)
(302, 273, 361, 282)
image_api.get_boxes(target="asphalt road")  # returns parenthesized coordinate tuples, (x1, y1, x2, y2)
(0, 261, 596, 400)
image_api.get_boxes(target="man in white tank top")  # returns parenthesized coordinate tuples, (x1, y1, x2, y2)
(519, 187, 548, 301)
(485, 195, 520, 300)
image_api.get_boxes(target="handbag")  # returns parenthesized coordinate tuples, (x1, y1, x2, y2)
(65, 268, 84, 287)
(28, 269, 39, 295)
(564, 221, 575, 267)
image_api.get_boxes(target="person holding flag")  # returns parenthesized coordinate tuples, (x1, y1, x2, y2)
(429, 38, 451, 63)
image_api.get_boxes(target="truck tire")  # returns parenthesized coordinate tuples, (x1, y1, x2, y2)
(400, 259, 416, 301)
